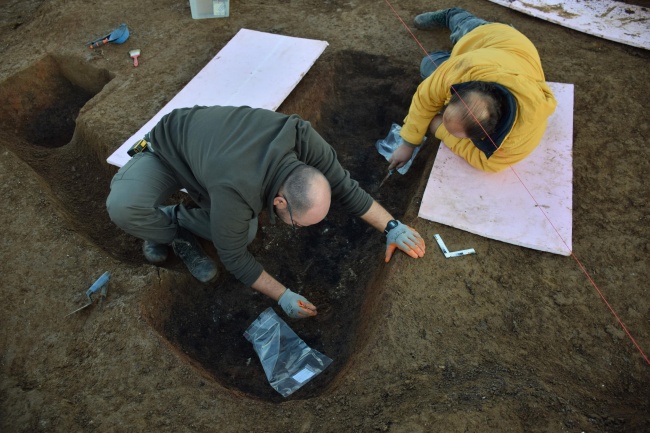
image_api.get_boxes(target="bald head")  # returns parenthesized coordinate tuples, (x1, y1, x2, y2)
(444, 82, 503, 140)
(277, 165, 331, 227)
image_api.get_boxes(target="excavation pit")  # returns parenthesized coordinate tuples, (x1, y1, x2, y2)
(0, 55, 130, 255)
(0, 55, 111, 149)
(142, 51, 433, 401)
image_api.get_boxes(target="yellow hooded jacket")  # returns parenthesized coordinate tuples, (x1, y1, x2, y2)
(400, 23, 557, 172)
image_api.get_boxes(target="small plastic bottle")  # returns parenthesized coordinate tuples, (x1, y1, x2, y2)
(190, 0, 229, 19)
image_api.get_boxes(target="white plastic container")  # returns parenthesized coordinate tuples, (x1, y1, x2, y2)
(189, 0, 229, 19)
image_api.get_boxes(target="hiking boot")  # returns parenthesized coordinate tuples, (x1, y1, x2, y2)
(413, 9, 450, 30)
(141, 205, 178, 264)
(171, 227, 219, 283)
(143, 240, 168, 264)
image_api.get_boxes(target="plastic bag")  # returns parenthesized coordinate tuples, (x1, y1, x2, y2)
(244, 308, 333, 397)
(375, 123, 425, 175)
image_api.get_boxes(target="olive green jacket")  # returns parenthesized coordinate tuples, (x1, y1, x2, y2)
(149, 106, 373, 286)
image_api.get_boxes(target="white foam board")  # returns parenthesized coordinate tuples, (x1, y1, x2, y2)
(418, 82, 574, 256)
(107, 29, 328, 167)
(488, 0, 650, 50)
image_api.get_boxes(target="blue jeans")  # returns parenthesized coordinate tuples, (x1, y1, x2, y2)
(420, 7, 490, 79)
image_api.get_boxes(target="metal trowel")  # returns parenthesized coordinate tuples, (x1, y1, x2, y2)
(375, 169, 394, 192)
(65, 271, 111, 317)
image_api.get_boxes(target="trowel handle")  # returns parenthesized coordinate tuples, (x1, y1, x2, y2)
(86, 271, 111, 296)
(88, 38, 109, 49)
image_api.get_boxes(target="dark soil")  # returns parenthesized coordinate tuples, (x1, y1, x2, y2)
(153, 51, 425, 402)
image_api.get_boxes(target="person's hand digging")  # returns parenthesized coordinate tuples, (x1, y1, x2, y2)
(385, 221, 426, 262)
(278, 288, 317, 319)
(388, 142, 416, 170)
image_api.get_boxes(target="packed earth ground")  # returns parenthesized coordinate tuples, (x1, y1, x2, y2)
(1, 0, 649, 432)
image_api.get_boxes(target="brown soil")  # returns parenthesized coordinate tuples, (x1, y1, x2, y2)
(1, 1, 649, 432)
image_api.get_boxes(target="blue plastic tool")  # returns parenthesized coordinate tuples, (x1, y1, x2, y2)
(88, 24, 129, 49)
(65, 271, 111, 317)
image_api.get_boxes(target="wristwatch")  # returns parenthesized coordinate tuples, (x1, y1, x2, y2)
(384, 219, 399, 235)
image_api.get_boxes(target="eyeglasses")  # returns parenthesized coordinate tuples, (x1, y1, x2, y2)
(282, 195, 296, 232)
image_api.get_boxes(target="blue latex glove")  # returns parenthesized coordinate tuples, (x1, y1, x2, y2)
(385, 221, 426, 262)
(278, 289, 317, 319)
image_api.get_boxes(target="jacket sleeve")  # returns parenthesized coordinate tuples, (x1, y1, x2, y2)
(210, 190, 264, 287)
(294, 119, 373, 217)
(434, 115, 550, 173)
(400, 60, 457, 146)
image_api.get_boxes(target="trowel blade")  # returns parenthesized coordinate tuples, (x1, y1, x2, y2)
(377, 170, 393, 190)
(65, 296, 93, 317)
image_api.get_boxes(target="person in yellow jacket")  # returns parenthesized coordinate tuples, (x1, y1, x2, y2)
(388, 7, 557, 173)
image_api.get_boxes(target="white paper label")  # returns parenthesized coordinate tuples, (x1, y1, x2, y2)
(292, 367, 316, 383)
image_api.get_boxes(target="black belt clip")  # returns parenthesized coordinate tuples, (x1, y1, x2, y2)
(127, 139, 149, 157)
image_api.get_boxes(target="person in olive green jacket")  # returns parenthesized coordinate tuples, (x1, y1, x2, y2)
(107, 105, 425, 319)
(389, 7, 557, 173)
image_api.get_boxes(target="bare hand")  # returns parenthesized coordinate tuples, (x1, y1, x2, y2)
(388, 143, 415, 170)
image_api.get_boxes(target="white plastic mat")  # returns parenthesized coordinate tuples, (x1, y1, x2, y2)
(487, 0, 650, 50)
(107, 29, 328, 167)
(418, 82, 574, 256)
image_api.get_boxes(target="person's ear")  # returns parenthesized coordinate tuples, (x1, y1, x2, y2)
(273, 195, 287, 208)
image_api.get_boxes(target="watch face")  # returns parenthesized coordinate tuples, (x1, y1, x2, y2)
(385, 220, 399, 234)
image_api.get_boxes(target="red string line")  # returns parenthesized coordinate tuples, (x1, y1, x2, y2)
(383, 0, 649, 364)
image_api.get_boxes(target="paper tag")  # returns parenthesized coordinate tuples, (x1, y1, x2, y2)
(292, 367, 316, 383)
